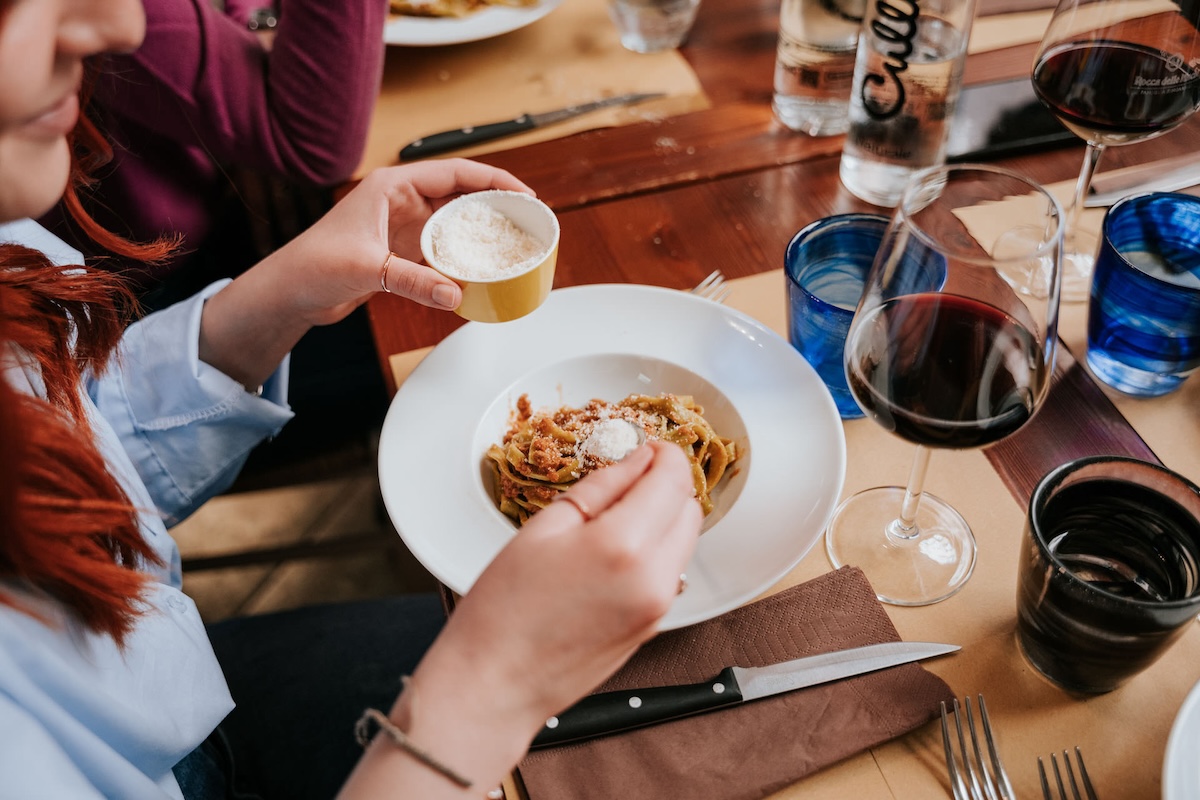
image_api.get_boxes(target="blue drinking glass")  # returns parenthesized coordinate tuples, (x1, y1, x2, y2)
(1087, 192, 1200, 397)
(785, 213, 889, 419)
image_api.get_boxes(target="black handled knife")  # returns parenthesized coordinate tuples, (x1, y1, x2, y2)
(398, 92, 665, 160)
(529, 640, 958, 750)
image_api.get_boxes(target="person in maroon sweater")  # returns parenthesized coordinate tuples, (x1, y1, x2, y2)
(46, 0, 396, 477)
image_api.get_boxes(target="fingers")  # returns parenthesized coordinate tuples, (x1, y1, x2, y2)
(535, 441, 702, 608)
(383, 159, 534, 205)
(602, 442, 702, 543)
(600, 443, 700, 594)
(380, 254, 462, 310)
(536, 444, 655, 528)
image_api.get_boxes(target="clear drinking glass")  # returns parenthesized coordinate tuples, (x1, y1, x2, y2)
(1030, 0, 1200, 302)
(825, 164, 1064, 606)
(608, 0, 701, 53)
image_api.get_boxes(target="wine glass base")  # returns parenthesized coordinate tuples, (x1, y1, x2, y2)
(1060, 249, 1095, 304)
(825, 486, 977, 606)
(993, 226, 1056, 299)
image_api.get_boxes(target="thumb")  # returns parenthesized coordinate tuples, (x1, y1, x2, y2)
(380, 253, 462, 310)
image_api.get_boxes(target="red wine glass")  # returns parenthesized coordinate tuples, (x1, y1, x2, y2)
(1030, 0, 1200, 302)
(825, 164, 1064, 606)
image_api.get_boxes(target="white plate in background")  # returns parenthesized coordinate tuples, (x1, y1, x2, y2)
(377, 283, 847, 630)
(384, 0, 565, 46)
(1165, 676, 1200, 800)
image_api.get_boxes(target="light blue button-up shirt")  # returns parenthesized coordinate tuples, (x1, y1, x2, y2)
(0, 221, 294, 799)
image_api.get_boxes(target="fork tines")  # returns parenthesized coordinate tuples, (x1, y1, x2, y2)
(1039, 747, 1099, 800)
(941, 695, 1016, 800)
(690, 269, 731, 304)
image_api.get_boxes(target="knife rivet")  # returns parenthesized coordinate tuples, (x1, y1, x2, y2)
(628, 696, 642, 709)
(712, 682, 726, 694)
(545, 716, 559, 729)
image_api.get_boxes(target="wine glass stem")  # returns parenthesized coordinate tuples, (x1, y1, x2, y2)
(888, 445, 932, 542)
(1065, 142, 1107, 253)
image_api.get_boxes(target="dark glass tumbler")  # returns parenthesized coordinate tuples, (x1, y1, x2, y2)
(1017, 455, 1200, 694)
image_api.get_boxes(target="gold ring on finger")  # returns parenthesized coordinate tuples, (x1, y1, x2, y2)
(553, 493, 594, 522)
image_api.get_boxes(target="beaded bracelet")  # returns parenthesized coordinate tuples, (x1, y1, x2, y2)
(354, 701, 473, 789)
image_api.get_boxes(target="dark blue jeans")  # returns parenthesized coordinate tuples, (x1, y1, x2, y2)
(174, 594, 445, 800)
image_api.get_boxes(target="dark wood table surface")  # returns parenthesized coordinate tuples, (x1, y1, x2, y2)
(365, 0, 1200, 390)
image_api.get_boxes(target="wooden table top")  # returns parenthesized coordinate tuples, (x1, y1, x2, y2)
(366, 0, 1200, 391)
(363, 0, 1200, 796)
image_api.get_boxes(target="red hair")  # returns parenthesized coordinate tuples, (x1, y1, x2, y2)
(0, 78, 177, 646)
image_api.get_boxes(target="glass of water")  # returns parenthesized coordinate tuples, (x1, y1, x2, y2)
(1087, 192, 1200, 397)
(608, 0, 701, 54)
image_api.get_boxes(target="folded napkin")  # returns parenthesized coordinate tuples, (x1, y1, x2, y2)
(517, 566, 955, 800)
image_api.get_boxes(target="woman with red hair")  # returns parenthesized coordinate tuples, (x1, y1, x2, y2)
(0, 1, 702, 798)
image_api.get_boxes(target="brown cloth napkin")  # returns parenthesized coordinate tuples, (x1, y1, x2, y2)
(517, 566, 955, 800)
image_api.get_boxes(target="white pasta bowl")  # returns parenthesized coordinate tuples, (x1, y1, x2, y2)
(378, 283, 847, 630)
(420, 189, 559, 323)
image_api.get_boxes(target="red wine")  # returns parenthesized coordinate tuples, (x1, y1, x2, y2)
(1033, 41, 1200, 145)
(846, 293, 1046, 448)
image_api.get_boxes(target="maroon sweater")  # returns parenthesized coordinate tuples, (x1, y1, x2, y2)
(49, 0, 387, 281)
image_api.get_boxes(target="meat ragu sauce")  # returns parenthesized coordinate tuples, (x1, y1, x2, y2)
(485, 393, 741, 525)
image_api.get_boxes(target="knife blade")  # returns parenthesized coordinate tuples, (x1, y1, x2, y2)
(529, 640, 959, 750)
(1084, 154, 1200, 207)
(399, 92, 666, 161)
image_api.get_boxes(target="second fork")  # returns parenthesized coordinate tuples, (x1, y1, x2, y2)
(690, 269, 731, 304)
(1039, 747, 1099, 800)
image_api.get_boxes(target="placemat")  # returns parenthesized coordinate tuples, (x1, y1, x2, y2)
(357, 0, 709, 174)
(968, 0, 1175, 54)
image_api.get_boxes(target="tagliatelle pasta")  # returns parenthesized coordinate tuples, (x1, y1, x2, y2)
(486, 393, 741, 525)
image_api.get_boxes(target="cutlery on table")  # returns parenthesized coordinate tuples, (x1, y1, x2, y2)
(530, 640, 959, 749)
(1039, 747, 1099, 800)
(941, 695, 1014, 800)
(689, 269, 731, 303)
(1084, 154, 1200, 208)
(398, 92, 665, 160)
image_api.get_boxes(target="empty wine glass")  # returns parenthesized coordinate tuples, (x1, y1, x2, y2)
(1030, 0, 1200, 302)
(826, 164, 1063, 606)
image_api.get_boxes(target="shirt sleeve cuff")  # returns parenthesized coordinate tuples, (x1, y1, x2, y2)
(95, 280, 295, 523)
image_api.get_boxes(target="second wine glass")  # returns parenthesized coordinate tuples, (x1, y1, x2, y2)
(826, 164, 1064, 606)
(1030, 0, 1200, 302)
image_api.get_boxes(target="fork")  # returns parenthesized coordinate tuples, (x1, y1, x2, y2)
(1039, 747, 1099, 800)
(690, 269, 732, 304)
(941, 695, 1016, 800)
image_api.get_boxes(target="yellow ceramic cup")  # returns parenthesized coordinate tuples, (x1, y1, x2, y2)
(420, 189, 559, 323)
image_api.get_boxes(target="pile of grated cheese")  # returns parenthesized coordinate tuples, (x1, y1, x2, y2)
(579, 418, 643, 463)
(430, 198, 546, 280)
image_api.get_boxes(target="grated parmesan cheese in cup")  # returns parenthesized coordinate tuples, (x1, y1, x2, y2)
(429, 198, 546, 280)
